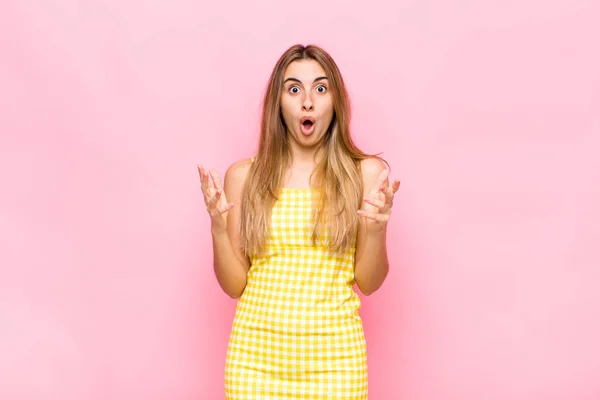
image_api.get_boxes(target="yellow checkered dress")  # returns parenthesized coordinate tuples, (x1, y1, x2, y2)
(224, 187, 368, 399)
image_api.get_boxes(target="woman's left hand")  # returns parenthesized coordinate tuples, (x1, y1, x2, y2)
(357, 168, 401, 225)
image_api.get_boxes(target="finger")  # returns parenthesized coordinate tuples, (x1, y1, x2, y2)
(368, 170, 390, 197)
(197, 165, 206, 190)
(383, 185, 395, 203)
(198, 165, 207, 195)
(366, 168, 389, 196)
(376, 168, 390, 188)
(208, 200, 234, 217)
(218, 202, 235, 214)
(381, 180, 400, 203)
(207, 188, 222, 208)
(209, 168, 224, 192)
(391, 179, 401, 193)
(357, 209, 390, 222)
(198, 165, 211, 193)
(364, 196, 385, 209)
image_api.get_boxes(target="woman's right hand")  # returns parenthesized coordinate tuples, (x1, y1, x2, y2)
(198, 165, 234, 231)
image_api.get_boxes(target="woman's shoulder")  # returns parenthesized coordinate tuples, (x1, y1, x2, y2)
(224, 156, 254, 191)
(359, 156, 388, 178)
(227, 156, 255, 172)
(358, 156, 389, 194)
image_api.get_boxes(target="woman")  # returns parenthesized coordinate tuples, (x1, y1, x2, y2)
(198, 44, 400, 399)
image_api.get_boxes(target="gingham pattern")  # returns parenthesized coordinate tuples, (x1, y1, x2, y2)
(224, 188, 368, 399)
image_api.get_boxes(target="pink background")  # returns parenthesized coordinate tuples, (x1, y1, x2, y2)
(1, 0, 599, 399)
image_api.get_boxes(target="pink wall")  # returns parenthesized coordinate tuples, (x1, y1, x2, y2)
(1, 0, 599, 398)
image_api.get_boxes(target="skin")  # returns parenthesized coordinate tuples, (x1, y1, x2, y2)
(280, 59, 334, 183)
(198, 59, 401, 298)
(354, 160, 401, 295)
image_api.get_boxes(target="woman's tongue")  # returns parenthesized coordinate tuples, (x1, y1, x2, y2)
(300, 120, 315, 135)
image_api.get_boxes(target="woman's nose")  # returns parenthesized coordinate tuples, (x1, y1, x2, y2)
(302, 96, 314, 111)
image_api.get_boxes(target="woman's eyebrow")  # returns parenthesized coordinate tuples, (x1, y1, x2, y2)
(283, 76, 328, 84)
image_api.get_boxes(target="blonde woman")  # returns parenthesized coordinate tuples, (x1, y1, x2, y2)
(198, 44, 400, 399)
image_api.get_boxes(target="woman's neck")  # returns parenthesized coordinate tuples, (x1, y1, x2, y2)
(289, 144, 324, 168)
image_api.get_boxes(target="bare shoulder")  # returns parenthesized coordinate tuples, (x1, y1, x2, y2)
(224, 157, 253, 194)
(360, 157, 388, 182)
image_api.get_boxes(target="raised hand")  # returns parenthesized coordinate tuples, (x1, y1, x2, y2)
(357, 167, 401, 225)
(198, 165, 234, 228)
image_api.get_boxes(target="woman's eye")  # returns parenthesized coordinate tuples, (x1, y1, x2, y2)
(316, 85, 327, 93)
(289, 86, 300, 94)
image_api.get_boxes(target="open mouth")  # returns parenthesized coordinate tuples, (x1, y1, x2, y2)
(300, 117, 315, 135)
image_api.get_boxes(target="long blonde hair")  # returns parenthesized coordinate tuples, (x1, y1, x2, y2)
(240, 44, 387, 256)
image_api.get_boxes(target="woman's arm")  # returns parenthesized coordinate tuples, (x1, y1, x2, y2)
(199, 159, 251, 298)
(354, 158, 400, 296)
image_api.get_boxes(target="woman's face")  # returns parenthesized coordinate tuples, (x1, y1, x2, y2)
(280, 59, 334, 150)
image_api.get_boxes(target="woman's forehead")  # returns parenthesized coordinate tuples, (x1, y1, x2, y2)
(283, 59, 327, 81)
